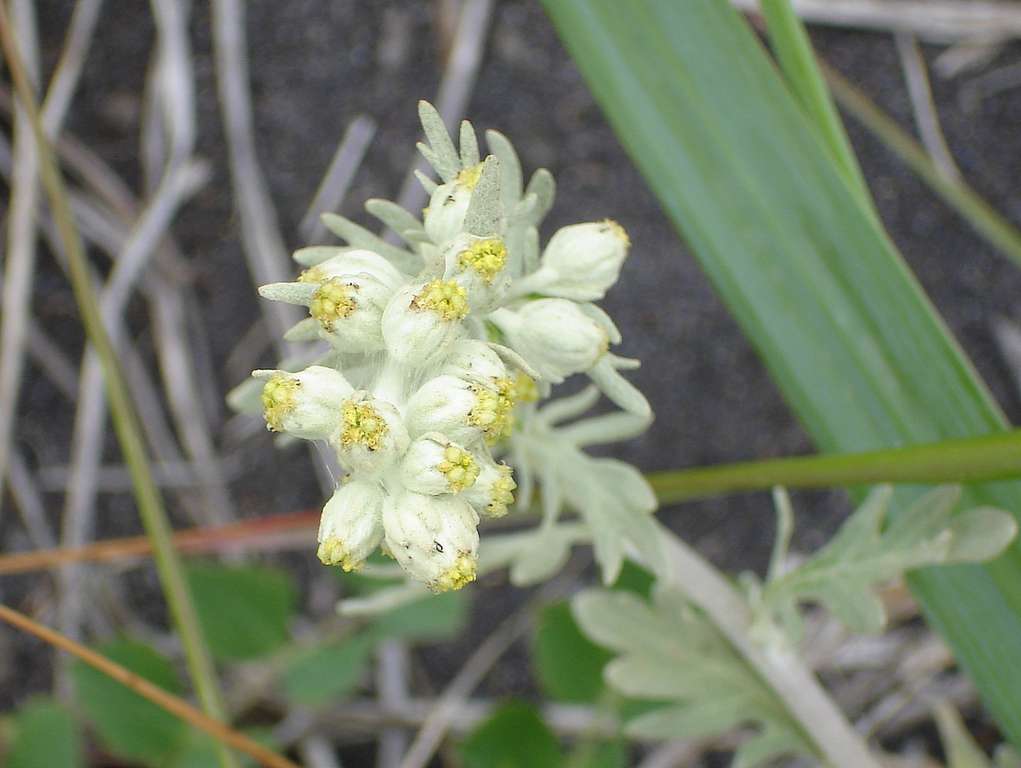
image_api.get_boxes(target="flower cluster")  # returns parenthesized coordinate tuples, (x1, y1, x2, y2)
(244, 102, 650, 592)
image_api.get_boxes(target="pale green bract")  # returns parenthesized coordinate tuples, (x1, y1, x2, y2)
(749, 486, 1018, 639)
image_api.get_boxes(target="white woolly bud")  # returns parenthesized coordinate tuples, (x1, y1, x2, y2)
(406, 375, 515, 445)
(256, 366, 353, 440)
(441, 339, 508, 388)
(490, 299, 608, 383)
(424, 181, 472, 246)
(317, 480, 385, 571)
(332, 392, 410, 475)
(306, 273, 397, 354)
(298, 247, 406, 289)
(534, 220, 630, 301)
(442, 233, 511, 312)
(464, 458, 516, 518)
(382, 489, 480, 591)
(400, 433, 479, 495)
(381, 280, 468, 368)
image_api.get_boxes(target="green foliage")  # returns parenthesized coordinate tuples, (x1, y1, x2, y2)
(6, 699, 81, 768)
(542, 0, 1021, 744)
(71, 639, 185, 765)
(759, 486, 1017, 636)
(459, 701, 563, 768)
(169, 730, 275, 768)
(573, 587, 812, 767)
(282, 634, 374, 706)
(367, 589, 469, 643)
(185, 562, 296, 661)
(533, 601, 612, 703)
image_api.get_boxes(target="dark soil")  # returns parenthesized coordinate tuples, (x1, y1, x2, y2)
(5, 0, 1021, 760)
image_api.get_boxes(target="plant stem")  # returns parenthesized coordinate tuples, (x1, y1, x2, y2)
(0, 604, 298, 768)
(760, 0, 874, 215)
(648, 428, 1021, 504)
(647, 523, 881, 768)
(823, 61, 1021, 270)
(0, 11, 236, 766)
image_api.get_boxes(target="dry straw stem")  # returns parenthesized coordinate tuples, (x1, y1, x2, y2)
(0, 2, 232, 750)
(733, 0, 1021, 43)
(0, 604, 300, 768)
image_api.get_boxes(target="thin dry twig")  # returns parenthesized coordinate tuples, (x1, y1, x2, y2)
(376, 639, 411, 768)
(7, 450, 58, 550)
(733, 0, 1021, 43)
(393, 0, 495, 220)
(894, 34, 962, 182)
(300, 114, 377, 243)
(0, 603, 301, 768)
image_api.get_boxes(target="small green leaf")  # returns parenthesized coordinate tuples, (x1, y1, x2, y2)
(533, 601, 612, 703)
(71, 639, 185, 765)
(459, 701, 563, 768)
(611, 560, 654, 598)
(573, 588, 813, 766)
(7, 699, 82, 768)
(186, 562, 296, 661)
(169, 728, 276, 768)
(369, 591, 469, 643)
(763, 486, 1017, 635)
(282, 634, 374, 706)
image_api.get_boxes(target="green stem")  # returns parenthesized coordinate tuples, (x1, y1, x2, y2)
(823, 62, 1021, 271)
(0, 13, 237, 768)
(760, 0, 874, 215)
(648, 428, 1021, 504)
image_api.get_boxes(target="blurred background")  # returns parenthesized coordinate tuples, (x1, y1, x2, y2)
(3, 1, 1021, 765)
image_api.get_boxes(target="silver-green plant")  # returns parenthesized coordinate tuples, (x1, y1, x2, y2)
(231, 102, 653, 592)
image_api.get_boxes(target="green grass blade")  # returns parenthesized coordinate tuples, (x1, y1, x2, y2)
(759, 0, 872, 214)
(544, 0, 1021, 746)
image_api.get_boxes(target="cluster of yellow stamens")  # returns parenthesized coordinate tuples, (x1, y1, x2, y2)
(436, 445, 479, 492)
(486, 464, 517, 518)
(602, 218, 630, 247)
(261, 375, 299, 432)
(317, 538, 358, 572)
(458, 238, 507, 284)
(468, 378, 516, 443)
(340, 400, 387, 450)
(513, 371, 538, 403)
(412, 279, 469, 321)
(455, 163, 484, 190)
(432, 553, 477, 592)
(310, 278, 357, 331)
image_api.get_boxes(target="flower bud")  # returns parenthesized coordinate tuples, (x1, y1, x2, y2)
(332, 391, 409, 474)
(422, 164, 483, 246)
(297, 247, 406, 288)
(443, 234, 511, 312)
(257, 366, 353, 440)
(317, 480, 385, 571)
(400, 433, 479, 495)
(464, 459, 516, 518)
(406, 375, 514, 445)
(382, 489, 480, 591)
(490, 299, 608, 383)
(441, 339, 508, 388)
(307, 273, 396, 354)
(537, 220, 630, 301)
(381, 280, 468, 368)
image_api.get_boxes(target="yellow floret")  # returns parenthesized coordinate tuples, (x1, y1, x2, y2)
(310, 278, 357, 331)
(455, 163, 484, 190)
(412, 279, 469, 321)
(486, 465, 516, 518)
(261, 375, 299, 432)
(467, 378, 516, 443)
(602, 218, 630, 247)
(436, 445, 479, 493)
(340, 400, 388, 450)
(317, 537, 360, 572)
(458, 238, 507, 284)
(432, 552, 477, 592)
(513, 371, 538, 404)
